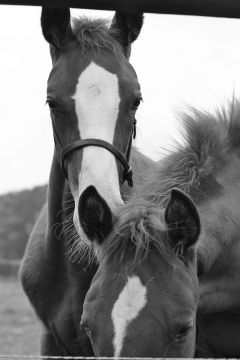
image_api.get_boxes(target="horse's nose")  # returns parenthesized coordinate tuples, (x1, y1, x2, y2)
(78, 185, 113, 243)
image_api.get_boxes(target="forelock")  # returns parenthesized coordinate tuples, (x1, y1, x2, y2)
(71, 16, 122, 56)
(101, 202, 179, 268)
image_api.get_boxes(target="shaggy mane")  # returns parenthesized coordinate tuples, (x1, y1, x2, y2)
(101, 99, 240, 266)
(71, 16, 122, 55)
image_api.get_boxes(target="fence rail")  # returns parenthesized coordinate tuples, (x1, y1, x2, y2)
(1, 0, 240, 18)
(0, 356, 197, 359)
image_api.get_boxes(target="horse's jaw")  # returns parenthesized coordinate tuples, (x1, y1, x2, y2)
(70, 213, 107, 265)
(73, 213, 91, 246)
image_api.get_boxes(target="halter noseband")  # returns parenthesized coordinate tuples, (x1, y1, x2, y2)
(52, 121, 136, 187)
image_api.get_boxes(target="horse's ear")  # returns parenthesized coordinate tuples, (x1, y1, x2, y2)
(41, 7, 73, 48)
(164, 188, 201, 254)
(79, 186, 113, 244)
(110, 12, 144, 57)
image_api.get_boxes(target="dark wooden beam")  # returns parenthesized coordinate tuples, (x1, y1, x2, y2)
(1, 0, 240, 19)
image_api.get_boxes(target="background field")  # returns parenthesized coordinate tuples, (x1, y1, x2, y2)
(0, 185, 44, 355)
(0, 276, 41, 355)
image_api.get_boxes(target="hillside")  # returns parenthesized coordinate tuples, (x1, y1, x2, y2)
(0, 185, 47, 261)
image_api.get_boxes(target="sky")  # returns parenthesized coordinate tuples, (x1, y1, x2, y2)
(1, 5, 240, 194)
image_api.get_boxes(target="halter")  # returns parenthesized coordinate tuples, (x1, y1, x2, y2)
(52, 120, 136, 187)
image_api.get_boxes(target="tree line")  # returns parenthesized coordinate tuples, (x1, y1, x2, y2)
(0, 185, 47, 261)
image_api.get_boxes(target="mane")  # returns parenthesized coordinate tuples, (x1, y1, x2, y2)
(102, 99, 240, 266)
(71, 16, 122, 56)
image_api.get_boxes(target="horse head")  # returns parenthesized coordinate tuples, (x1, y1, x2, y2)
(41, 8, 143, 243)
(81, 188, 200, 357)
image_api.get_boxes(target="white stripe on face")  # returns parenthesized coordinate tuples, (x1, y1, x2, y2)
(72, 62, 124, 238)
(111, 276, 147, 358)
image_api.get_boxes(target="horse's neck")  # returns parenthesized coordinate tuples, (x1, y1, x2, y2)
(197, 183, 240, 313)
(196, 173, 240, 356)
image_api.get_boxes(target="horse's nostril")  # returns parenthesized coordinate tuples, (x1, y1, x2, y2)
(78, 186, 113, 243)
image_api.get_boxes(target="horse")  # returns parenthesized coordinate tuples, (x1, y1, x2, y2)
(81, 99, 240, 358)
(20, 7, 157, 356)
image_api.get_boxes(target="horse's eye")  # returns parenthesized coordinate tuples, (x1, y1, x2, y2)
(132, 98, 142, 110)
(174, 325, 192, 341)
(46, 99, 59, 111)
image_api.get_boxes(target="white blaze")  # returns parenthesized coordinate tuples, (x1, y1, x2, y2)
(72, 61, 124, 239)
(111, 276, 147, 358)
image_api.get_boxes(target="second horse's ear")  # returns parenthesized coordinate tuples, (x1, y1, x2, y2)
(164, 188, 201, 255)
(41, 7, 73, 48)
(78, 186, 113, 244)
(110, 12, 144, 57)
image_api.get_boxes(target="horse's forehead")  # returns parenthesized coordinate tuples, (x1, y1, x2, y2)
(111, 275, 147, 357)
(47, 50, 89, 97)
(47, 49, 139, 99)
(73, 61, 119, 99)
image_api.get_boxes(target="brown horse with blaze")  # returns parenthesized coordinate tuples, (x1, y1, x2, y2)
(20, 7, 157, 356)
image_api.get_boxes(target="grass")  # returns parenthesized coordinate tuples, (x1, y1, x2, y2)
(0, 276, 41, 356)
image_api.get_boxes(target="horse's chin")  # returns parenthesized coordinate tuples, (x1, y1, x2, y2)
(73, 210, 91, 246)
(72, 214, 104, 263)
(73, 209, 100, 248)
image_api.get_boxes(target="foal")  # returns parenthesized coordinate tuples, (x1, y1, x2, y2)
(81, 100, 240, 357)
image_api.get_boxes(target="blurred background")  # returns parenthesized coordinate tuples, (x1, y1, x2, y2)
(1, 4, 240, 355)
